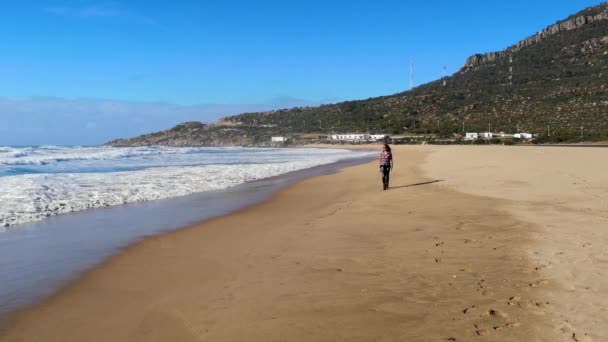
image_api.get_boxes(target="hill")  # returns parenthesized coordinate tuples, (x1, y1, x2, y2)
(109, 2, 608, 147)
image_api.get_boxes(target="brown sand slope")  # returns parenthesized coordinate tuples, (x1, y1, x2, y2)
(0, 147, 577, 341)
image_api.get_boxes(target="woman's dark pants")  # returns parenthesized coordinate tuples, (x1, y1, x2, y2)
(380, 165, 391, 190)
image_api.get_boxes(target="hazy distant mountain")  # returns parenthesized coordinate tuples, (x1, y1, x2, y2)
(109, 2, 608, 146)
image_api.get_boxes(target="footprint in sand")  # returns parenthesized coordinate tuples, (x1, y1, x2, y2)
(476, 279, 494, 296)
(313, 267, 344, 274)
(472, 310, 519, 336)
(528, 279, 549, 288)
(485, 309, 509, 319)
(508, 296, 550, 314)
(473, 323, 488, 336)
(532, 300, 551, 308)
(560, 321, 592, 342)
(505, 322, 521, 328)
(462, 305, 476, 314)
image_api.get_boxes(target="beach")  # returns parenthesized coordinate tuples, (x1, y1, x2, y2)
(1, 145, 606, 341)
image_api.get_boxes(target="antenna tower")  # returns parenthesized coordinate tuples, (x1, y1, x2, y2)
(509, 55, 513, 86)
(410, 57, 414, 90)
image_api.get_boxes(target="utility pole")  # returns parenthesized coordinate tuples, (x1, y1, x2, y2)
(443, 65, 447, 87)
(488, 123, 491, 133)
(547, 125, 551, 137)
(462, 121, 465, 133)
(581, 126, 584, 138)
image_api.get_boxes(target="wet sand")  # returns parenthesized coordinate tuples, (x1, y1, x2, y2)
(0, 155, 373, 317)
(1, 145, 606, 341)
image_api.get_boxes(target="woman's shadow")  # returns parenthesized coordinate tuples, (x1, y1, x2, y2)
(389, 180, 444, 189)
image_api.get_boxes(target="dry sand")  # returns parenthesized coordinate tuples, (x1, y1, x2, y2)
(1, 145, 606, 341)
(424, 145, 608, 341)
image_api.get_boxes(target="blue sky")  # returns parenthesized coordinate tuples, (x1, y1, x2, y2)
(0, 0, 603, 145)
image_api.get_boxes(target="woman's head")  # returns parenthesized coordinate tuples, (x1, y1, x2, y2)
(382, 144, 391, 152)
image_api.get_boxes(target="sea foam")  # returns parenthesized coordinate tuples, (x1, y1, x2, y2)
(0, 146, 373, 227)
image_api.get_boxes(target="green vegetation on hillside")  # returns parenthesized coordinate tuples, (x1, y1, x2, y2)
(109, 3, 608, 147)
(224, 3, 608, 140)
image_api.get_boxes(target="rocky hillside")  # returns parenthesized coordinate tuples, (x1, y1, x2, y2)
(109, 2, 608, 146)
(462, 4, 608, 70)
(106, 122, 281, 147)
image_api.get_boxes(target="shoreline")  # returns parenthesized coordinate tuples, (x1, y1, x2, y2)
(0, 154, 374, 318)
(1, 145, 606, 341)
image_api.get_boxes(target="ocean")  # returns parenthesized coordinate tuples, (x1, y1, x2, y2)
(0, 145, 373, 228)
(0, 145, 374, 315)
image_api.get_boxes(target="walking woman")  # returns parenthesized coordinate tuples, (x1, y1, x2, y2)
(379, 144, 393, 190)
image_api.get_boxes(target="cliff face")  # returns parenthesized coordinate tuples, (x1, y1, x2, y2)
(461, 3, 608, 71)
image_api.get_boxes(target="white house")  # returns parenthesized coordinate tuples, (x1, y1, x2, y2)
(271, 136, 286, 142)
(369, 134, 388, 141)
(330, 134, 370, 141)
(513, 133, 533, 139)
(479, 132, 493, 138)
(465, 132, 479, 140)
(329, 134, 389, 142)
(496, 132, 514, 138)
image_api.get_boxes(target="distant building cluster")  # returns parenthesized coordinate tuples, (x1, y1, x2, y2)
(465, 132, 535, 140)
(329, 134, 388, 142)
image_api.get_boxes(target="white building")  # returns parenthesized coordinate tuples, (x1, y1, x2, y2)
(369, 134, 388, 141)
(465, 132, 479, 140)
(329, 133, 389, 142)
(496, 132, 514, 138)
(271, 136, 286, 142)
(330, 134, 370, 141)
(513, 133, 533, 139)
(479, 132, 493, 138)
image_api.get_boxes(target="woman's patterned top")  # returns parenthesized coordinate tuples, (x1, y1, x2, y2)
(379, 151, 392, 166)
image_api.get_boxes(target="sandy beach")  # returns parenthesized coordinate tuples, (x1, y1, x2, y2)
(1, 145, 607, 341)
